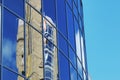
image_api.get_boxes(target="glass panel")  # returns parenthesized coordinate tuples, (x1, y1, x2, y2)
(25, 24, 43, 80)
(58, 53, 70, 80)
(43, 16, 58, 80)
(25, 1, 43, 80)
(79, 17, 83, 29)
(78, 76, 82, 80)
(81, 36, 86, 70)
(58, 33, 69, 56)
(78, 0, 81, 14)
(27, 0, 41, 12)
(74, 0, 78, 7)
(69, 47, 76, 68)
(66, 3, 76, 49)
(77, 59, 83, 78)
(4, 0, 24, 18)
(57, 0, 68, 38)
(75, 17, 82, 61)
(2, 68, 24, 80)
(25, 5, 42, 31)
(67, 0, 72, 8)
(73, 3, 78, 20)
(83, 71, 87, 80)
(70, 64, 77, 80)
(2, 1, 24, 80)
(43, 0, 56, 23)
(16, 19, 25, 78)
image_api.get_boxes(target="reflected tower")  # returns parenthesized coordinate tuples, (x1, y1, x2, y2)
(16, 0, 58, 80)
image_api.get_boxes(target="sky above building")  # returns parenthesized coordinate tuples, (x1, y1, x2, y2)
(83, 0, 120, 80)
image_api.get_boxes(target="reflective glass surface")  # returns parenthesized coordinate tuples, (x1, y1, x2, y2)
(73, 3, 78, 20)
(0, 0, 88, 80)
(66, 3, 76, 49)
(58, 53, 70, 80)
(57, 0, 68, 38)
(2, 1, 24, 80)
(70, 64, 77, 80)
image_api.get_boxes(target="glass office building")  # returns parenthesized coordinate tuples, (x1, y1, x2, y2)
(0, 0, 88, 80)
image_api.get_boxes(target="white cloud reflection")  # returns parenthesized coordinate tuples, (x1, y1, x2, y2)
(76, 30, 81, 60)
(2, 38, 16, 66)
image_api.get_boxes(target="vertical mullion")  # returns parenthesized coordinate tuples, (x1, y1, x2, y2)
(0, 1, 2, 79)
(41, 0, 45, 79)
(0, 0, 3, 79)
(24, 0, 26, 79)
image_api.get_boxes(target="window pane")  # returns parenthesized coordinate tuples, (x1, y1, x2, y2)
(4, 0, 24, 18)
(77, 59, 83, 78)
(43, 16, 58, 80)
(75, 18, 82, 61)
(67, 0, 72, 8)
(73, 3, 78, 19)
(58, 53, 70, 80)
(81, 36, 86, 70)
(43, 0, 56, 22)
(74, 0, 78, 7)
(69, 47, 77, 68)
(2, 1, 24, 80)
(70, 65, 77, 80)
(2, 68, 24, 80)
(66, 3, 76, 49)
(78, 0, 81, 14)
(57, 0, 68, 38)
(58, 33, 69, 56)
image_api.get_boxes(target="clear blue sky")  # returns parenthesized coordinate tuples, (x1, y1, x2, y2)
(83, 0, 120, 80)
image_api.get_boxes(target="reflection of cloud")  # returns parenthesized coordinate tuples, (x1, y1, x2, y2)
(45, 15, 56, 27)
(81, 36, 85, 69)
(2, 38, 16, 66)
(18, 19, 24, 26)
(76, 30, 81, 60)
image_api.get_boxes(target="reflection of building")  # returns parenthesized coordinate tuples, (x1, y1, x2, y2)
(17, 1, 58, 80)
(17, 0, 43, 80)
(0, 0, 89, 80)
(43, 16, 58, 80)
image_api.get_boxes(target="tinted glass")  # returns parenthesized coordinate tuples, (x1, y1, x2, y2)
(78, 0, 81, 14)
(73, 3, 78, 20)
(58, 53, 70, 80)
(43, 0, 56, 22)
(57, 0, 68, 38)
(74, 0, 78, 7)
(75, 18, 82, 61)
(2, 68, 19, 80)
(4, 0, 24, 18)
(58, 33, 69, 56)
(70, 64, 77, 80)
(77, 59, 82, 77)
(69, 47, 76, 68)
(66, 3, 76, 49)
(67, 0, 72, 8)
(2, 0, 24, 80)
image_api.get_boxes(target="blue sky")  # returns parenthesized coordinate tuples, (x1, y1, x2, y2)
(83, 0, 120, 80)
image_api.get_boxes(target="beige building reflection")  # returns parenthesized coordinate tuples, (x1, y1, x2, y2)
(16, 0, 58, 80)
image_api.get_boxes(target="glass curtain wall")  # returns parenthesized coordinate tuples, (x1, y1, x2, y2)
(0, 0, 88, 80)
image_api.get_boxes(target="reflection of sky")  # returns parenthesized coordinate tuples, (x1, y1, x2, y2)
(76, 30, 82, 60)
(1, 0, 24, 80)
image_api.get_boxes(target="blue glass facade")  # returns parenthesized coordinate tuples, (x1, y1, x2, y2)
(0, 0, 88, 80)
